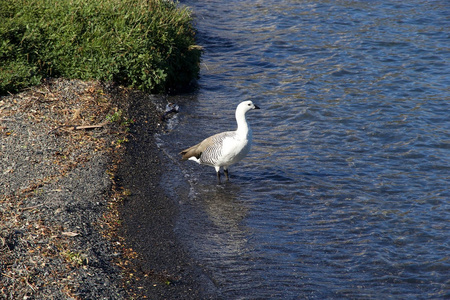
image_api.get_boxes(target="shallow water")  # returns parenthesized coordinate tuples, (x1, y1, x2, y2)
(157, 0, 449, 298)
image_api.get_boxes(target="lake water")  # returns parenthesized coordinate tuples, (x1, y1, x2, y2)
(157, 0, 449, 298)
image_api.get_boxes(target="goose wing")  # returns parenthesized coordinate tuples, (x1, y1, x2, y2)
(180, 131, 235, 163)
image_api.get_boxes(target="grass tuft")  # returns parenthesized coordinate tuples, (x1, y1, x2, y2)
(0, 0, 201, 95)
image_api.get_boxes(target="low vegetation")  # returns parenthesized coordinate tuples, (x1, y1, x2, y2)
(0, 0, 201, 95)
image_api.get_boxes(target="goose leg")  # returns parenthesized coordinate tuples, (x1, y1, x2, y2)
(224, 168, 229, 180)
(215, 166, 221, 182)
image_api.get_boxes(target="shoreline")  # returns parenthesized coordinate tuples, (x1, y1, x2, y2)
(115, 92, 217, 299)
(0, 79, 213, 299)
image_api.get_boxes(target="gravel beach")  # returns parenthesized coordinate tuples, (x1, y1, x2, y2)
(0, 79, 213, 299)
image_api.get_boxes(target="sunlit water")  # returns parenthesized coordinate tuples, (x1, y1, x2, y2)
(157, 0, 449, 298)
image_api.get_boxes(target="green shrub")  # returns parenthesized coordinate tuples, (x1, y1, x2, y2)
(0, 0, 201, 95)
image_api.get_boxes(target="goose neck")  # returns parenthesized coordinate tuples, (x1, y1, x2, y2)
(235, 110, 249, 135)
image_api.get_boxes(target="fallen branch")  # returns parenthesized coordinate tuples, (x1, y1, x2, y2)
(19, 204, 44, 211)
(48, 121, 108, 134)
(72, 121, 108, 130)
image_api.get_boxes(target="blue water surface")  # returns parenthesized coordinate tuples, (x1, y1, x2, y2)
(159, 0, 449, 298)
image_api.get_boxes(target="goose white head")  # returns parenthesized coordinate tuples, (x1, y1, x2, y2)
(237, 100, 260, 113)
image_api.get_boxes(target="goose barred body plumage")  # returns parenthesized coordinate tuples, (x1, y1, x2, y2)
(198, 131, 234, 166)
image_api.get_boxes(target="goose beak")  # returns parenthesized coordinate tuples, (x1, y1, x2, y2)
(254, 104, 260, 109)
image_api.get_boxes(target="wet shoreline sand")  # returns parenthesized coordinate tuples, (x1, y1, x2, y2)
(116, 88, 216, 299)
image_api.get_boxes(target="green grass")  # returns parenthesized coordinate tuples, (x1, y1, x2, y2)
(63, 250, 88, 266)
(0, 0, 201, 95)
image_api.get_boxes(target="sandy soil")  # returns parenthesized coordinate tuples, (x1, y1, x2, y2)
(0, 79, 214, 299)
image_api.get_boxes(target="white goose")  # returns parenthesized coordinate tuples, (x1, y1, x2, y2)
(180, 100, 260, 181)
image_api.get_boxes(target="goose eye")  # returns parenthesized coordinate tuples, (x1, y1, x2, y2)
(248, 103, 251, 106)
